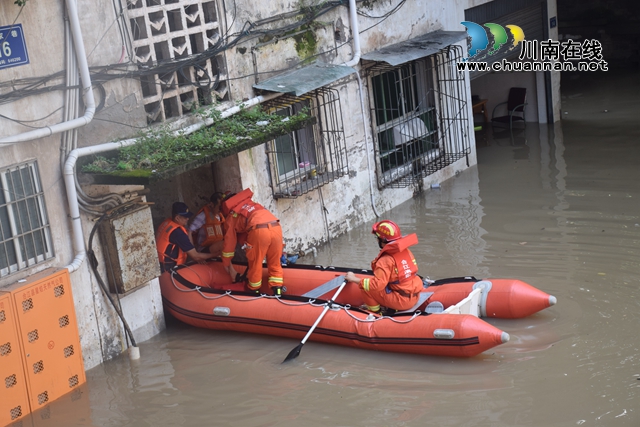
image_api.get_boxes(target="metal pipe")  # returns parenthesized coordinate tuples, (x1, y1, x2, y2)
(0, 0, 95, 146)
(341, 0, 379, 216)
(343, 0, 361, 68)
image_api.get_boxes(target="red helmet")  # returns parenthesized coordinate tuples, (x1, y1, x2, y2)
(372, 220, 402, 242)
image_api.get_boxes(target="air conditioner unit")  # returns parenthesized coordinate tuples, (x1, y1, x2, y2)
(393, 118, 428, 146)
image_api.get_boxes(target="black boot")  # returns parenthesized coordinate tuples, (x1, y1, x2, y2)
(272, 286, 284, 296)
(380, 306, 396, 316)
(245, 284, 260, 294)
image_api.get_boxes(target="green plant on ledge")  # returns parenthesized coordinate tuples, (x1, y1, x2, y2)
(82, 105, 312, 177)
(14, 0, 28, 6)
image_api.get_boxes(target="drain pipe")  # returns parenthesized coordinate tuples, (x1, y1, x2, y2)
(342, 0, 380, 217)
(63, 92, 281, 274)
(0, 0, 95, 146)
(343, 0, 361, 68)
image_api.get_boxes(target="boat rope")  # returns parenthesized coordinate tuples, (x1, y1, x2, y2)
(340, 307, 423, 324)
(169, 273, 332, 306)
(168, 267, 427, 321)
(169, 270, 207, 293)
(172, 264, 214, 288)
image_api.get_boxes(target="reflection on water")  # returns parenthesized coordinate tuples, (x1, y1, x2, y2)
(16, 71, 640, 427)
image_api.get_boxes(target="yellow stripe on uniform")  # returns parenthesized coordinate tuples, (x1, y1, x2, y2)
(248, 279, 262, 290)
(362, 278, 370, 292)
(268, 276, 284, 284)
(222, 251, 235, 258)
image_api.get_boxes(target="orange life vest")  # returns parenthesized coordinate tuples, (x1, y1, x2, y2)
(156, 218, 188, 266)
(196, 205, 225, 247)
(371, 233, 419, 285)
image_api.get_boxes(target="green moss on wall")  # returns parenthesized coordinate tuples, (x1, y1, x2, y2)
(293, 29, 318, 59)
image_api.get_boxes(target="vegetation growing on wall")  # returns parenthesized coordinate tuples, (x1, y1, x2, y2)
(293, 29, 318, 60)
(82, 106, 312, 179)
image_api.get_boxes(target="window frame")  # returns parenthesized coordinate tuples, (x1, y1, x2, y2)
(367, 45, 471, 189)
(0, 161, 54, 278)
(371, 60, 440, 177)
(264, 88, 349, 199)
(126, 0, 228, 124)
(272, 101, 318, 183)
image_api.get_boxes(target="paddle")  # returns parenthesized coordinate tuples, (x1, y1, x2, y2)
(282, 277, 347, 363)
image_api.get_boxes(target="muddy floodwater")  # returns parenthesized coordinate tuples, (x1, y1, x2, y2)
(19, 70, 640, 427)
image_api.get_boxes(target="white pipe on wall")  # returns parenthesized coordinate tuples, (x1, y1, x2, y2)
(343, 0, 361, 68)
(0, 0, 95, 146)
(342, 0, 380, 217)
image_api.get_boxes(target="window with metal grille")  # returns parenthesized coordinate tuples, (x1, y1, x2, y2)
(367, 45, 470, 188)
(126, 0, 228, 124)
(0, 162, 54, 277)
(263, 88, 349, 199)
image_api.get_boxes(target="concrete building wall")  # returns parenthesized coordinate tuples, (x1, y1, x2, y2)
(0, 0, 558, 370)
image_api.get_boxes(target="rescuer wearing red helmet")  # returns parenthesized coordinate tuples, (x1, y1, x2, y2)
(345, 220, 423, 313)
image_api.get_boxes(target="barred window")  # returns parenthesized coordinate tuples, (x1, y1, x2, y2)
(368, 45, 470, 188)
(126, 0, 228, 124)
(0, 162, 54, 277)
(272, 101, 317, 181)
(264, 88, 349, 199)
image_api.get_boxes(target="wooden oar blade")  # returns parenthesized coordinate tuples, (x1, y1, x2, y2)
(283, 343, 303, 363)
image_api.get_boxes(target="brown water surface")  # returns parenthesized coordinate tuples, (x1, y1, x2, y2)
(21, 70, 640, 426)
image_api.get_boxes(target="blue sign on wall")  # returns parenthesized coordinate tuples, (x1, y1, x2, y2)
(0, 24, 30, 70)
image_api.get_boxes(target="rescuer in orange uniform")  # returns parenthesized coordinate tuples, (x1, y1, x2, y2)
(220, 189, 284, 295)
(345, 220, 424, 313)
(156, 202, 211, 272)
(188, 192, 227, 256)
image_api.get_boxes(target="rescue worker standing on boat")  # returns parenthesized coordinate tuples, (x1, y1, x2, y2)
(345, 220, 423, 313)
(188, 192, 227, 256)
(220, 188, 285, 296)
(156, 202, 211, 272)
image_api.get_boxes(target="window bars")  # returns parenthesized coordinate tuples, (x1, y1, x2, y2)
(263, 88, 349, 199)
(0, 162, 54, 278)
(126, 0, 228, 124)
(366, 45, 470, 188)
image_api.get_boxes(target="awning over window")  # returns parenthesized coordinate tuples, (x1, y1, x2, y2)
(253, 62, 356, 96)
(361, 30, 467, 66)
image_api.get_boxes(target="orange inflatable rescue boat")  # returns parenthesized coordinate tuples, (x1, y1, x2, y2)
(159, 260, 556, 359)
(160, 260, 555, 357)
